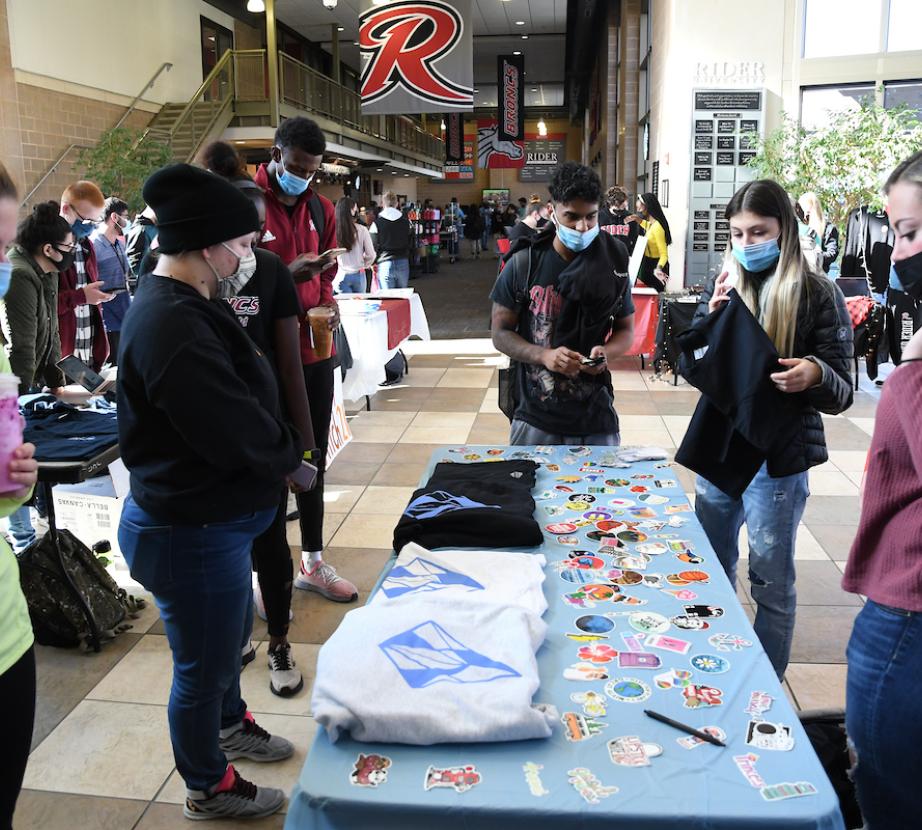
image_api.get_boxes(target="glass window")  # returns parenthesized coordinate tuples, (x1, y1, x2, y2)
(803, 0, 882, 58)
(800, 84, 875, 131)
(887, 0, 922, 52)
(884, 81, 922, 120)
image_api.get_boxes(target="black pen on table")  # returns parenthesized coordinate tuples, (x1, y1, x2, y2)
(643, 709, 726, 747)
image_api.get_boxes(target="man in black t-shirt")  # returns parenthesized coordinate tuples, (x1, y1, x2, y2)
(599, 185, 639, 254)
(490, 162, 634, 445)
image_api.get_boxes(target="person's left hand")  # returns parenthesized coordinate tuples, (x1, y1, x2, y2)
(324, 299, 341, 330)
(579, 345, 609, 376)
(8, 442, 37, 500)
(770, 358, 822, 393)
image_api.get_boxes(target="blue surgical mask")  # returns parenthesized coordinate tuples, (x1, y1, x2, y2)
(554, 212, 600, 253)
(731, 237, 780, 272)
(0, 261, 11, 299)
(71, 219, 95, 239)
(276, 161, 313, 197)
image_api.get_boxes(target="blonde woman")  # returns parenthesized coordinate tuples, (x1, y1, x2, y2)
(798, 191, 840, 274)
(693, 179, 854, 678)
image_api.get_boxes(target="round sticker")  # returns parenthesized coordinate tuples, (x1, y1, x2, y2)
(638, 493, 669, 505)
(629, 611, 670, 634)
(608, 498, 635, 509)
(558, 535, 580, 546)
(671, 615, 710, 631)
(614, 570, 644, 586)
(583, 583, 620, 601)
(555, 485, 575, 494)
(611, 554, 650, 571)
(463, 453, 482, 461)
(571, 518, 593, 528)
(617, 530, 649, 544)
(546, 522, 578, 535)
(666, 574, 690, 586)
(559, 568, 596, 584)
(567, 549, 595, 559)
(487, 449, 504, 456)
(574, 616, 615, 636)
(596, 519, 626, 533)
(557, 475, 582, 483)
(679, 570, 710, 583)
(643, 743, 664, 758)
(605, 678, 652, 703)
(564, 501, 591, 512)
(584, 510, 613, 522)
(690, 654, 730, 674)
(629, 485, 649, 494)
(570, 555, 606, 570)
(637, 543, 668, 556)
(569, 493, 596, 504)
(605, 479, 631, 488)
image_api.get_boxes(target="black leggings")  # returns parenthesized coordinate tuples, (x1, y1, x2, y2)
(637, 256, 668, 291)
(0, 646, 35, 830)
(296, 358, 335, 553)
(251, 488, 292, 638)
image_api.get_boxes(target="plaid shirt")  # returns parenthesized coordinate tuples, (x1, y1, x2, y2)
(73, 244, 94, 364)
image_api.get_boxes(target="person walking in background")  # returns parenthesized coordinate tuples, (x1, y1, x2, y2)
(798, 192, 840, 274)
(693, 179, 853, 679)
(479, 201, 494, 257)
(506, 194, 551, 243)
(446, 197, 464, 263)
(464, 205, 485, 258)
(91, 196, 132, 364)
(333, 197, 375, 294)
(599, 185, 640, 253)
(57, 181, 112, 369)
(125, 204, 156, 277)
(516, 196, 527, 219)
(842, 150, 922, 830)
(628, 192, 671, 291)
(370, 191, 412, 290)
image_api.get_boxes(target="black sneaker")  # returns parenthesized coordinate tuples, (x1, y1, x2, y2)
(184, 765, 285, 821)
(241, 640, 255, 669)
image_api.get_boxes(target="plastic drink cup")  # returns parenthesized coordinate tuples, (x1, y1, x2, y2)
(0, 373, 22, 494)
(307, 307, 334, 360)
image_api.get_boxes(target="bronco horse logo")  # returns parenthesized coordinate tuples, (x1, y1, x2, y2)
(477, 122, 525, 167)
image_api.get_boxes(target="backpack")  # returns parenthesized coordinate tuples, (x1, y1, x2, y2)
(798, 710, 863, 829)
(17, 529, 146, 652)
(308, 193, 326, 241)
(382, 350, 408, 386)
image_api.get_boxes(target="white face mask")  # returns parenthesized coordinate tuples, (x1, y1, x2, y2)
(215, 244, 258, 299)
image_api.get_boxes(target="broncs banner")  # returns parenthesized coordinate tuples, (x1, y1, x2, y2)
(497, 54, 525, 142)
(445, 113, 464, 163)
(359, 0, 474, 115)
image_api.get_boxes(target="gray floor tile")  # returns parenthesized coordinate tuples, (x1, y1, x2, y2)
(13, 790, 147, 830)
(789, 606, 860, 664)
(802, 496, 861, 526)
(805, 524, 858, 561)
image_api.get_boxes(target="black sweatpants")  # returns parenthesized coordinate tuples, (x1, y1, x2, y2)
(0, 646, 36, 830)
(251, 488, 292, 638)
(297, 358, 335, 553)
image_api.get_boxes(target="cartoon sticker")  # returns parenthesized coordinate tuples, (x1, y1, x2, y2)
(571, 690, 608, 718)
(646, 634, 692, 654)
(746, 721, 794, 751)
(683, 604, 724, 618)
(546, 464, 560, 472)
(637, 493, 668, 505)
(577, 644, 619, 663)
(665, 503, 693, 514)
(677, 726, 727, 749)
(663, 589, 700, 602)
(350, 753, 392, 788)
(607, 735, 661, 767)
(627, 508, 657, 520)
(760, 782, 818, 802)
(614, 570, 645, 586)
(547, 522, 579, 535)
(561, 711, 609, 742)
(690, 654, 730, 674)
(576, 614, 616, 634)
(565, 501, 591, 512)
(682, 684, 724, 709)
(611, 554, 651, 571)
(629, 485, 649, 494)
(569, 493, 596, 504)
(733, 753, 766, 788)
(424, 765, 481, 793)
(566, 632, 608, 643)
(676, 552, 705, 564)
(606, 479, 631, 488)
(463, 453, 482, 461)
(567, 767, 619, 805)
(605, 678, 652, 703)
(678, 570, 710, 583)
(709, 633, 753, 652)
(564, 662, 610, 682)
(655, 668, 694, 689)
(558, 535, 580, 546)
(487, 448, 505, 456)
(744, 691, 774, 718)
(522, 762, 549, 797)
(629, 611, 670, 634)
(637, 542, 668, 556)
(670, 614, 708, 630)
(584, 510, 613, 522)
(617, 651, 662, 669)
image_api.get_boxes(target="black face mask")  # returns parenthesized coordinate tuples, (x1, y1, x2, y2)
(51, 248, 75, 272)
(894, 250, 922, 300)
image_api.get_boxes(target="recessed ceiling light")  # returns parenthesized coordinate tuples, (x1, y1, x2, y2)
(530, 86, 538, 91)
(338, 26, 344, 31)
(376, 168, 383, 172)
(474, 88, 480, 92)
(515, 20, 525, 25)
(513, 50, 521, 55)
(353, 41, 359, 45)
(521, 34, 528, 39)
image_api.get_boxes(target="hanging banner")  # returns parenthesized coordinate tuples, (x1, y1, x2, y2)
(497, 54, 525, 142)
(477, 119, 526, 169)
(445, 120, 475, 180)
(519, 132, 567, 181)
(359, 0, 474, 115)
(445, 113, 464, 163)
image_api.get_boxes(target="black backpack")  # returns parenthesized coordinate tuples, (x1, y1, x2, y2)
(17, 529, 146, 652)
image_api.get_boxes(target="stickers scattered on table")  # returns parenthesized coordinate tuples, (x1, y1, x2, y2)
(629, 611, 670, 634)
(645, 634, 692, 654)
(664, 590, 701, 603)
(547, 522, 578, 535)
(611, 554, 650, 571)
(561, 711, 609, 742)
(621, 633, 646, 652)
(544, 505, 566, 517)
(676, 552, 705, 564)
(733, 753, 766, 788)
(607, 735, 662, 767)
(577, 644, 619, 664)
(571, 690, 608, 718)
(424, 765, 481, 793)
(564, 662, 610, 682)
(638, 493, 669, 505)
(690, 654, 730, 674)
(584, 510, 612, 522)
(760, 782, 817, 802)
(683, 604, 724, 618)
(566, 632, 608, 643)
(709, 633, 753, 652)
(606, 478, 631, 487)
(608, 497, 635, 508)
(746, 720, 794, 751)
(605, 678, 652, 703)
(565, 501, 591, 512)
(618, 651, 661, 669)
(567, 767, 619, 805)
(655, 668, 694, 689)
(576, 614, 615, 634)
(350, 753, 392, 787)
(522, 762, 549, 797)
(614, 570, 645, 586)
(677, 726, 726, 749)
(558, 535, 580, 546)
(670, 614, 708, 630)
(744, 691, 774, 718)
(682, 684, 724, 709)
(665, 503, 693, 514)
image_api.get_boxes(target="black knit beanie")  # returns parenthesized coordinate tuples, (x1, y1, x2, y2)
(142, 163, 259, 254)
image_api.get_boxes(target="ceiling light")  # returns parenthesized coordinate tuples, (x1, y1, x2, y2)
(531, 86, 538, 91)
(246, 0, 265, 11)
(440, 119, 446, 130)
(372, 0, 389, 4)
(376, 168, 383, 172)
(515, 20, 525, 25)
(513, 50, 521, 55)
(338, 26, 345, 32)
(474, 88, 480, 92)
(521, 34, 528, 39)
(537, 118, 547, 137)
(321, 0, 337, 8)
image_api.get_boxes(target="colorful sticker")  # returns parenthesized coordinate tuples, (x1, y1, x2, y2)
(627, 508, 657, 520)
(569, 493, 597, 504)
(610, 594, 648, 606)
(561, 711, 609, 742)
(637, 542, 668, 556)
(637, 493, 668, 505)
(584, 583, 621, 601)
(632, 473, 655, 480)
(614, 570, 645, 586)
(709, 633, 753, 652)
(463, 453, 482, 461)
(565, 501, 591, 512)
(558, 536, 580, 546)
(596, 519, 626, 533)
(665, 574, 690, 586)
(629, 611, 670, 634)
(690, 654, 730, 674)
(567, 767, 619, 805)
(746, 721, 795, 751)
(587, 530, 619, 543)
(564, 662, 610, 682)
(547, 522, 579, 535)
(733, 753, 766, 788)
(546, 464, 560, 472)
(544, 505, 566, 517)
(557, 475, 583, 483)
(522, 762, 549, 797)
(565, 632, 609, 643)
(534, 445, 555, 455)
(665, 503, 693, 514)
(607, 735, 658, 767)
(608, 498, 635, 508)
(350, 753, 392, 787)
(646, 634, 692, 654)
(760, 782, 818, 802)
(571, 690, 608, 718)
(424, 765, 481, 793)
(629, 485, 649, 494)
(535, 489, 556, 501)
(605, 678, 652, 703)
(555, 485, 574, 494)
(487, 449, 505, 456)
(683, 604, 724, 618)
(654, 668, 694, 689)
(667, 540, 694, 552)
(676, 552, 705, 564)
(654, 479, 677, 488)
(744, 691, 774, 718)
(559, 568, 598, 584)
(611, 554, 650, 571)
(677, 726, 727, 749)
(678, 570, 710, 583)
(568, 555, 606, 570)
(562, 591, 593, 609)
(642, 574, 665, 588)
(682, 684, 724, 709)
(584, 510, 613, 522)
(670, 614, 708, 630)
(617, 651, 662, 669)
(577, 643, 619, 663)
(606, 479, 631, 488)
(576, 614, 616, 634)
(621, 633, 646, 652)
(663, 590, 700, 602)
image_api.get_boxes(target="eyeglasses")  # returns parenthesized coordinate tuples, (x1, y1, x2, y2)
(70, 205, 104, 225)
(54, 242, 78, 253)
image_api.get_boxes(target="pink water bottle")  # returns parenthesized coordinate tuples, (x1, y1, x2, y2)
(0, 373, 23, 494)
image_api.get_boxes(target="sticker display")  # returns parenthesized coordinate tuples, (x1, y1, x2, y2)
(617, 651, 662, 669)
(350, 753, 392, 787)
(561, 711, 609, 742)
(424, 765, 481, 793)
(607, 735, 661, 767)
(760, 782, 818, 802)
(645, 634, 692, 654)
(564, 662, 610, 682)
(733, 753, 766, 788)
(576, 614, 616, 634)
(677, 726, 726, 749)
(605, 677, 652, 703)
(567, 767, 619, 805)
(744, 691, 774, 718)
(746, 720, 794, 751)
(571, 690, 608, 718)
(577, 644, 619, 664)
(655, 668, 694, 689)
(547, 522, 578, 535)
(709, 633, 753, 652)
(682, 684, 724, 709)
(690, 654, 730, 674)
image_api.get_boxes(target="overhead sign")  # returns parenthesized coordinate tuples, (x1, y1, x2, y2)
(444, 120, 475, 180)
(359, 0, 474, 115)
(477, 119, 525, 169)
(519, 133, 566, 181)
(445, 113, 464, 163)
(497, 54, 525, 142)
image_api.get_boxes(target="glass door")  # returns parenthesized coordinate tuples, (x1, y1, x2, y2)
(201, 16, 234, 101)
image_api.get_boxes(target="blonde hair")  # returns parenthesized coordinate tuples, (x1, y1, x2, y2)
(798, 192, 825, 241)
(382, 190, 397, 208)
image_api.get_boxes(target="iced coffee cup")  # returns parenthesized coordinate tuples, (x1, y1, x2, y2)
(0, 372, 23, 494)
(307, 307, 334, 360)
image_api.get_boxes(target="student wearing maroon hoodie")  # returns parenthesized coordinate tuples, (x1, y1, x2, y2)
(843, 150, 922, 830)
(254, 117, 358, 603)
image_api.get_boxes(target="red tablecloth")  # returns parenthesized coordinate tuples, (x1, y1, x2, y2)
(379, 299, 412, 349)
(627, 289, 660, 356)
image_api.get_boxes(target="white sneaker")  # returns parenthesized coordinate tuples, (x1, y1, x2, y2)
(267, 643, 304, 697)
(253, 581, 293, 623)
(293, 560, 358, 602)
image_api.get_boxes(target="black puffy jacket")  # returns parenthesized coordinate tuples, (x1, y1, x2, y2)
(692, 270, 854, 474)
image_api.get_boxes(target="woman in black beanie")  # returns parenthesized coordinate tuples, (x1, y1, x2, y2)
(117, 164, 302, 821)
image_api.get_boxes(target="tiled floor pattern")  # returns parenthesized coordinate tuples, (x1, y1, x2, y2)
(17, 341, 877, 829)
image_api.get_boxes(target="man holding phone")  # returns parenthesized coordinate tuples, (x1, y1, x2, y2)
(91, 196, 133, 364)
(254, 117, 358, 604)
(491, 162, 634, 446)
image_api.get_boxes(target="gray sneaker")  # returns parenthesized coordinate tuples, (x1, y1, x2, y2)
(268, 643, 304, 697)
(218, 713, 294, 763)
(184, 765, 285, 821)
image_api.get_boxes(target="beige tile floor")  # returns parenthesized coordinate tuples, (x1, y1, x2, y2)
(16, 341, 877, 828)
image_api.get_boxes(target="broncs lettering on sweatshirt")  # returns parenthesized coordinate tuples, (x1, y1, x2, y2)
(226, 295, 260, 325)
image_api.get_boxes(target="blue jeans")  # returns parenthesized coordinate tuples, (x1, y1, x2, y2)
(118, 495, 275, 791)
(377, 258, 409, 290)
(846, 601, 922, 830)
(481, 229, 492, 252)
(694, 463, 809, 678)
(509, 419, 620, 447)
(337, 272, 365, 294)
(5, 506, 35, 552)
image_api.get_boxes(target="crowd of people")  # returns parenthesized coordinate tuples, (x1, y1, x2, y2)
(0, 106, 919, 827)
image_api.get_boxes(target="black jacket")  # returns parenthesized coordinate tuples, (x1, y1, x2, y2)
(599, 206, 640, 254)
(841, 207, 892, 291)
(372, 212, 412, 263)
(688, 271, 854, 483)
(820, 223, 840, 274)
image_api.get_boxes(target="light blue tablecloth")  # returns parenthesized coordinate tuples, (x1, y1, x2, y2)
(287, 446, 845, 830)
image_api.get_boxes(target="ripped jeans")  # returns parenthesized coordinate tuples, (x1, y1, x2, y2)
(695, 463, 809, 678)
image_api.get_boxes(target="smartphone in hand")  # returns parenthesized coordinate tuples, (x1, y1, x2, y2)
(581, 355, 605, 366)
(289, 461, 318, 491)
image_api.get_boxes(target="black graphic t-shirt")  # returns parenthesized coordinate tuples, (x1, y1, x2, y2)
(491, 243, 634, 436)
(224, 248, 301, 368)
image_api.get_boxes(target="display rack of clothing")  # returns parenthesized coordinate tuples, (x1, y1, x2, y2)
(840, 206, 893, 296)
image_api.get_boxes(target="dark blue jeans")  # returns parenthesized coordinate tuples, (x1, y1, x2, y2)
(846, 600, 922, 830)
(118, 495, 275, 791)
